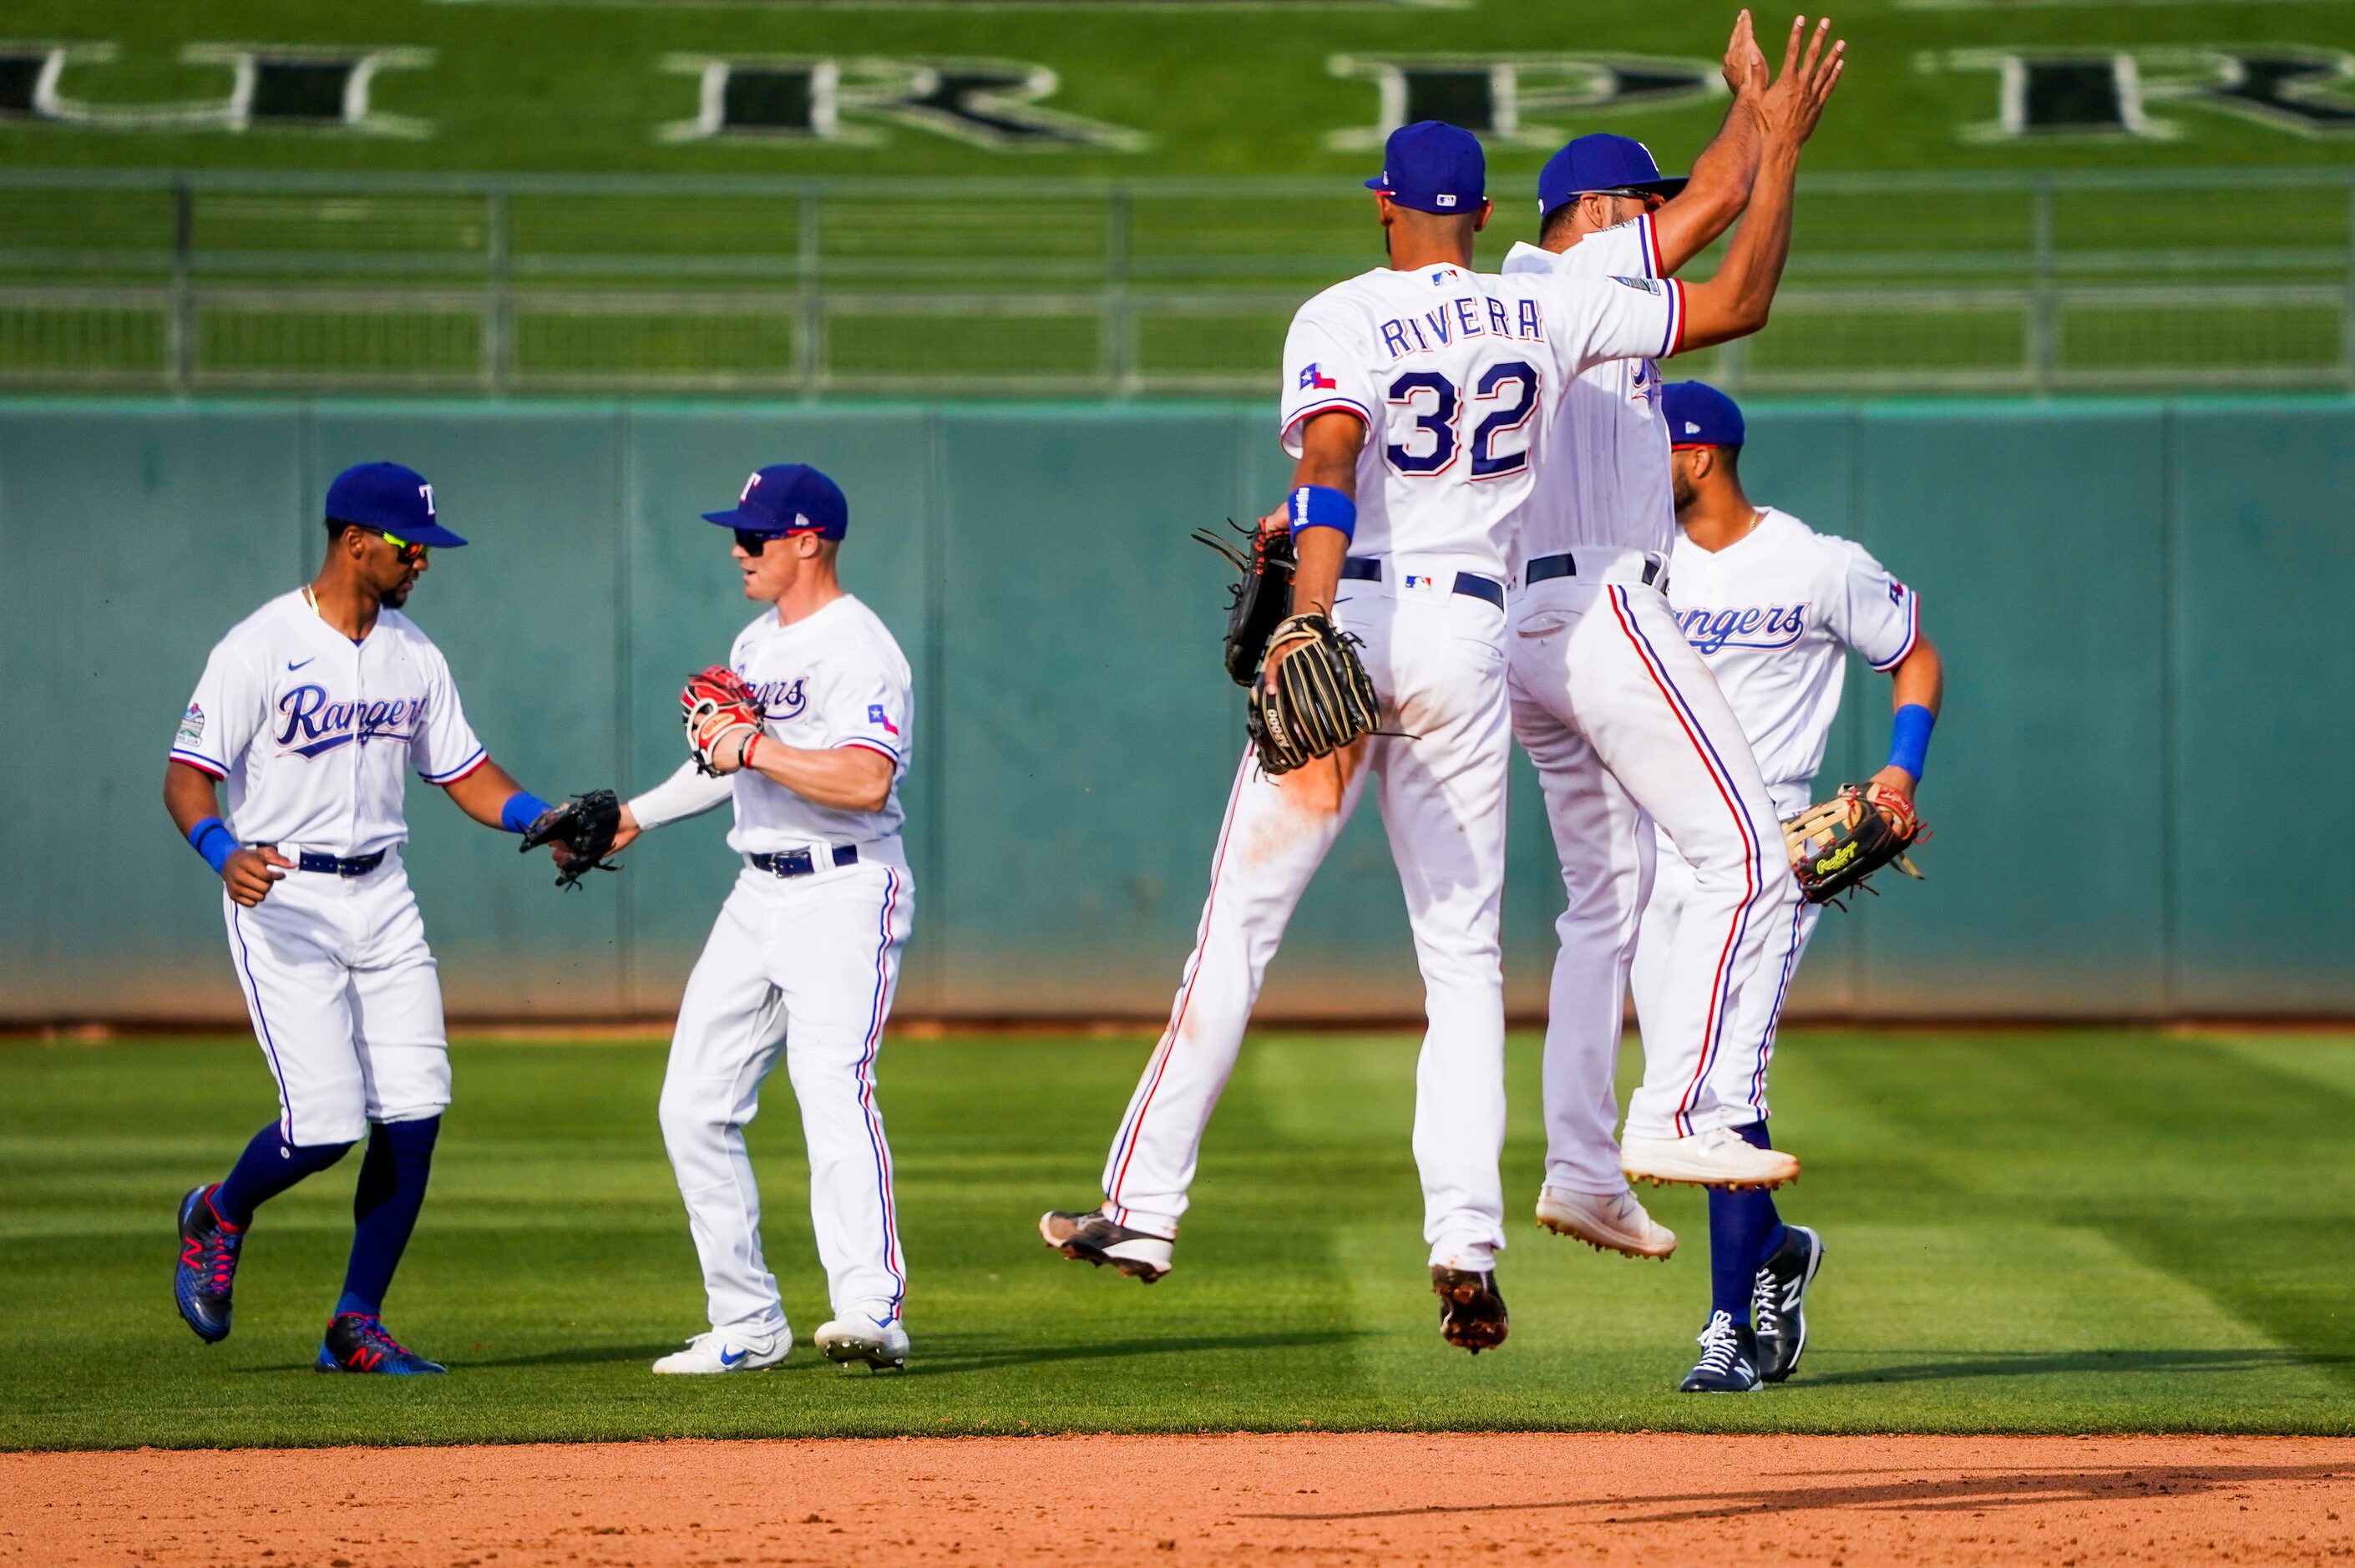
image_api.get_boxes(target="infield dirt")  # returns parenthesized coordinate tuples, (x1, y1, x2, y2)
(6, 1432, 2350, 1566)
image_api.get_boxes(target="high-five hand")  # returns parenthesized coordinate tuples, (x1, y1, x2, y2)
(1755, 15, 1846, 145)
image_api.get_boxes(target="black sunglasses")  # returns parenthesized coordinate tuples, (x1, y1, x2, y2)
(736, 528, 822, 554)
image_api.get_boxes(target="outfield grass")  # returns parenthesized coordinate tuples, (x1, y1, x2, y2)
(2, 1029, 2350, 1449)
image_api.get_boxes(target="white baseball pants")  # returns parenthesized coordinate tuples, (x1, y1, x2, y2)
(660, 856, 912, 1338)
(1631, 786, 1821, 1136)
(220, 849, 449, 1148)
(1506, 564, 1798, 1191)
(1101, 569, 1513, 1272)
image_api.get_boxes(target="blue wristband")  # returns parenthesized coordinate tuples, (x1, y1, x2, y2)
(499, 790, 553, 835)
(187, 817, 237, 876)
(1287, 484, 1356, 544)
(1887, 704, 1935, 781)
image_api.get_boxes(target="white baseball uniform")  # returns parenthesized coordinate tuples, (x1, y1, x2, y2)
(171, 588, 486, 1147)
(1631, 507, 1921, 1130)
(1100, 260, 1681, 1272)
(630, 592, 915, 1338)
(1499, 219, 1800, 1190)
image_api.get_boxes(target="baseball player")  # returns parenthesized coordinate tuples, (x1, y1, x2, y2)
(1634, 379, 1942, 1391)
(602, 464, 916, 1374)
(165, 461, 593, 1375)
(1042, 115, 1802, 1353)
(1498, 16, 1843, 1273)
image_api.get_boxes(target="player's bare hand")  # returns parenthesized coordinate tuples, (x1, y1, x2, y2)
(223, 844, 291, 907)
(1722, 9, 1768, 97)
(1755, 16, 1846, 146)
(1866, 766, 1916, 805)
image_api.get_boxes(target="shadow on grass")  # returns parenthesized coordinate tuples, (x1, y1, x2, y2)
(1259, 1460, 2355, 1524)
(1798, 1347, 2352, 1388)
(904, 1328, 1367, 1378)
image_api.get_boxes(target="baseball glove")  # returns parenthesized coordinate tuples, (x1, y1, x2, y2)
(1193, 517, 1299, 686)
(1248, 613, 1381, 775)
(519, 789, 624, 892)
(682, 665, 763, 777)
(1782, 782, 1927, 906)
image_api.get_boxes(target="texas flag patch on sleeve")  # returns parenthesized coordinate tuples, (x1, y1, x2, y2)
(867, 703, 901, 737)
(1299, 362, 1337, 392)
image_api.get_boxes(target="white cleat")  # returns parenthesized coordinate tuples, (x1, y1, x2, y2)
(816, 1314, 909, 1372)
(1535, 1184, 1678, 1259)
(1622, 1126, 1800, 1191)
(651, 1328, 788, 1375)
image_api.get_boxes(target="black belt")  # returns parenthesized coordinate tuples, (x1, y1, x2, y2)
(750, 845, 859, 878)
(1341, 557, 1506, 609)
(1526, 552, 1666, 589)
(295, 849, 385, 878)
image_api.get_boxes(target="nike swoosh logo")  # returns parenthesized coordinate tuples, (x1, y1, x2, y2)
(718, 1346, 747, 1367)
(287, 657, 315, 671)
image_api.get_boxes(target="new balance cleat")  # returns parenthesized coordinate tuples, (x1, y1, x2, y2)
(1040, 1206, 1173, 1283)
(1752, 1224, 1826, 1383)
(816, 1314, 909, 1372)
(174, 1184, 243, 1344)
(1679, 1309, 1764, 1393)
(1622, 1127, 1800, 1191)
(1431, 1265, 1509, 1355)
(315, 1313, 446, 1375)
(651, 1328, 789, 1375)
(1535, 1184, 1677, 1259)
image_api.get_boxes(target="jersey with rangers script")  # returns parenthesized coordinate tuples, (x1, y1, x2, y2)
(169, 589, 486, 856)
(1665, 507, 1921, 795)
(1502, 215, 1677, 565)
(726, 594, 913, 852)
(1279, 260, 1684, 579)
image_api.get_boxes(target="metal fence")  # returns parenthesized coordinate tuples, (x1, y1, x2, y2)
(5, 167, 2355, 396)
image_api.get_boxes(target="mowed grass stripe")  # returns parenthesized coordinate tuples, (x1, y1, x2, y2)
(0, 1032, 2348, 1449)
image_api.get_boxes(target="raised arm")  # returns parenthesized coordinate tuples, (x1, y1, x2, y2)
(1675, 14, 1845, 351)
(1650, 10, 1770, 275)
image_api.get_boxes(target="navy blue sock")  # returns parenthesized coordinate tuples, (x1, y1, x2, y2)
(1706, 1120, 1787, 1329)
(337, 1116, 441, 1319)
(212, 1123, 354, 1227)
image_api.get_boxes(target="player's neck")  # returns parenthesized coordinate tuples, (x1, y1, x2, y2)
(1541, 220, 1596, 255)
(305, 570, 382, 642)
(1678, 491, 1764, 554)
(1386, 235, 1477, 272)
(770, 570, 845, 628)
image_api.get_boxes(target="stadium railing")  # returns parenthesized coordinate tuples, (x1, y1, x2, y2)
(3, 168, 2351, 396)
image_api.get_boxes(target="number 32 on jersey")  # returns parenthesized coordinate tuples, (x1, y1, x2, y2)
(1385, 362, 1542, 480)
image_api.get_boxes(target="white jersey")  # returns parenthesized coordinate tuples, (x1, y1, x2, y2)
(1502, 215, 1677, 565)
(1665, 507, 1921, 794)
(1279, 260, 1684, 579)
(170, 588, 485, 857)
(725, 594, 913, 852)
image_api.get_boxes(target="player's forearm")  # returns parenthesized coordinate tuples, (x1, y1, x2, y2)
(1677, 138, 1798, 348)
(1287, 412, 1364, 615)
(164, 761, 223, 837)
(628, 757, 734, 832)
(442, 758, 530, 829)
(1652, 95, 1762, 275)
(1890, 634, 1943, 717)
(742, 741, 896, 814)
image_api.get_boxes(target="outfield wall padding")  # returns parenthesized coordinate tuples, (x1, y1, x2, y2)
(3, 397, 2347, 1023)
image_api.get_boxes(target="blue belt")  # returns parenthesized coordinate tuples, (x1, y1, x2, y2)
(750, 845, 859, 878)
(1341, 557, 1506, 609)
(296, 849, 385, 878)
(1526, 551, 1666, 589)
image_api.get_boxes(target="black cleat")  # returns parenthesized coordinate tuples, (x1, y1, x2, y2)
(1040, 1206, 1173, 1282)
(1431, 1265, 1509, 1355)
(174, 1185, 243, 1343)
(1752, 1224, 1826, 1383)
(1679, 1309, 1764, 1392)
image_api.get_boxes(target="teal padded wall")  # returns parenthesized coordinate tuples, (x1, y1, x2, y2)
(3, 396, 2349, 1024)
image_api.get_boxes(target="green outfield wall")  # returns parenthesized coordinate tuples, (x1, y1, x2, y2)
(3, 397, 2347, 1024)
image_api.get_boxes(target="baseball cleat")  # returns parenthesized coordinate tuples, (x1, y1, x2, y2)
(1430, 1265, 1509, 1355)
(1535, 1184, 1677, 1259)
(1752, 1224, 1826, 1383)
(315, 1313, 446, 1375)
(174, 1184, 244, 1343)
(651, 1327, 790, 1375)
(1622, 1127, 1800, 1190)
(816, 1314, 909, 1373)
(1040, 1206, 1173, 1283)
(1679, 1309, 1764, 1393)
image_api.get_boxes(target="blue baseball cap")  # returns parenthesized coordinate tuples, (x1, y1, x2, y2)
(1365, 120, 1486, 215)
(702, 463, 848, 539)
(1664, 382, 1745, 448)
(1537, 134, 1689, 220)
(324, 461, 467, 548)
